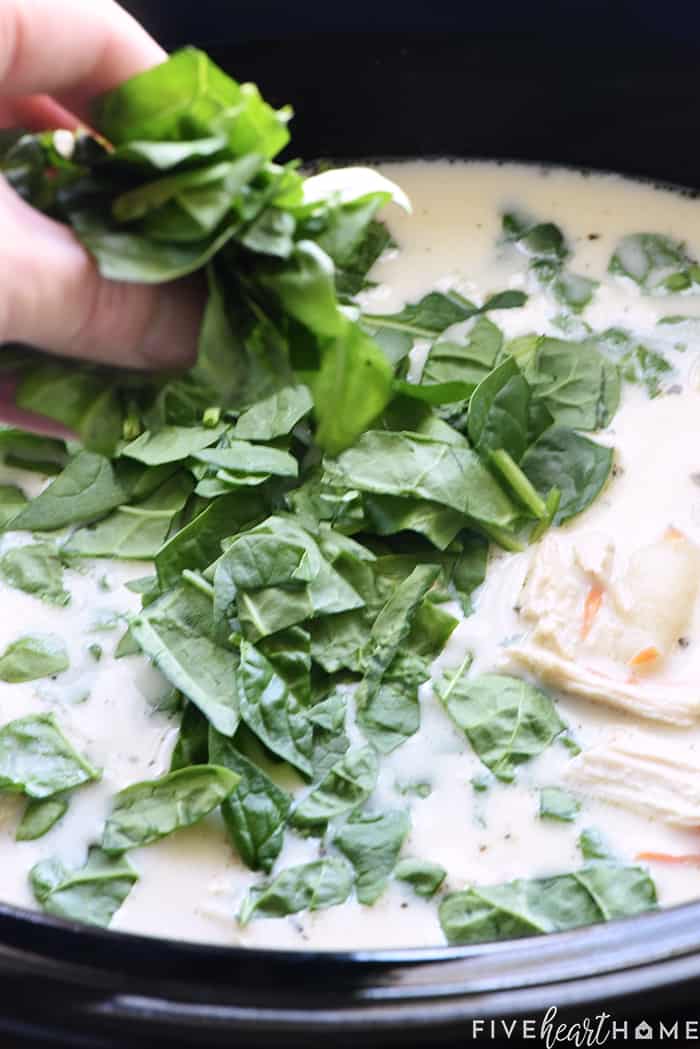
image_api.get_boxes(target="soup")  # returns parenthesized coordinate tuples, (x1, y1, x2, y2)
(1, 158, 699, 950)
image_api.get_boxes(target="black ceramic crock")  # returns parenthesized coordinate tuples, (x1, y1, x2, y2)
(3, 11, 700, 1047)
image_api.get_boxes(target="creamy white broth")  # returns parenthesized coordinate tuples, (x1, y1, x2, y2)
(1, 160, 700, 948)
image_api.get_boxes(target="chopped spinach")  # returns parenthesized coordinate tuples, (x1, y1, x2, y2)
(0, 714, 99, 798)
(16, 795, 69, 841)
(210, 728, 292, 873)
(609, 233, 700, 293)
(102, 764, 240, 853)
(30, 847, 138, 927)
(0, 635, 70, 683)
(290, 746, 378, 834)
(539, 787, 580, 822)
(0, 543, 69, 605)
(395, 858, 447, 897)
(439, 864, 657, 944)
(436, 665, 566, 782)
(334, 809, 410, 904)
(239, 856, 354, 924)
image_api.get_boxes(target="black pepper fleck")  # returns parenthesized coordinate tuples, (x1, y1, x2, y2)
(679, 637, 691, 649)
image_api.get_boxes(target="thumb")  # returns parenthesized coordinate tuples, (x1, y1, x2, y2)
(0, 175, 202, 369)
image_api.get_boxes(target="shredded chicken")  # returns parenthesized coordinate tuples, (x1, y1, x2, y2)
(567, 736, 700, 826)
(507, 529, 700, 724)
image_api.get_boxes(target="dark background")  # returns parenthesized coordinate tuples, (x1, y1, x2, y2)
(124, 0, 696, 47)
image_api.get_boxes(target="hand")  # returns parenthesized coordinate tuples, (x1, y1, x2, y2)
(0, 0, 202, 373)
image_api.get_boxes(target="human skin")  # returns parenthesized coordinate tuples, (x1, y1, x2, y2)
(0, 0, 202, 382)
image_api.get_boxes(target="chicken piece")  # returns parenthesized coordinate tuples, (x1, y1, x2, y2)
(567, 736, 700, 826)
(510, 643, 700, 725)
(509, 528, 700, 724)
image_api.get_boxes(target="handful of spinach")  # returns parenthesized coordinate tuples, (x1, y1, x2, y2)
(1, 48, 403, 457)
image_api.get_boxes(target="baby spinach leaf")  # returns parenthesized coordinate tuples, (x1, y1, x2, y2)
(239, 855, 354, 924)
(520, 427, 613, 524)
(112, 136, 229, 171)
(552, 271, 598, 313)
(307, 691, 350, 776)
(620, 345, 673, 398)
(356, 565, 439, 751)
(0, 714, 99, 798)
(439, 864, 657, 945)
(395, 858, 447, 897)
(503, 213, 569, 261)
(16, 364, 125, 457)
(362, 494, 466, 551)
(578, 827, 613, 861)
(360, 565, 439, 693)
(237, 640, 313, 776)
(364, 289, 525, 339)
(421, 316, 503, 390)
(302, 320, 394, 456)
(155, 489, 267, 588)
(609, 233, 700, 293)
(599, 329, 674, 399)
(209, 729, 291, 873)
(112, 156, 260, 225)
(66, 472, 193, 559)
(169, 703, 209, 771)
(0, 427, 68, 476)
(0, 543, 69, 605)
(192, 441, 298, 478)
(363, 290, 475, 338)
(539, 787, 580, 822)
(0, 485, 27, 527)
(16, 795, 69, 841)
(235, 520, 364, 641)
(232, 385, 313, 440)
(7, 452, 127, 532)
(259, 626, 311, 706)
(94, 48, 290, 160)
(335, 218, 393, 296)
(30, 847, 138, 927)
(0, 635, 70, 683)
(312, 191, 389, 270)
(334, 809, 410, 904)
(525, 338, 620, 431)
(447, 533, 489, 614)
(358, 650, 428, 753)
(102, 764, 239, 853)
(73, 212, 240, 284)
(436, 667, 565, 782)
(467, 357, 531, 461)
(290, 746, 378, 834)
(324, 431, 517, 531)
(130, 584, 240, 736)
(261, 240, 346, 337)
(121, 424, 226, 465)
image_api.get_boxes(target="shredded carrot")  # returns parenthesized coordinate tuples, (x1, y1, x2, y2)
(665, 525, 685, 542)
(637, 852, 700, 865)
(581, 584, 604, 640)
(628, 646, 660, 669)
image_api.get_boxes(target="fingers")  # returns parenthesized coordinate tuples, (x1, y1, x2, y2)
(0, 95, 81, 131)
(0, 176, 202, 370)
(0, 0, 164, 120)
(0, 2, 202, 373)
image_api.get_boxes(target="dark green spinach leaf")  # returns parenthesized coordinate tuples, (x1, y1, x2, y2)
(102, 764, 239, 853)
